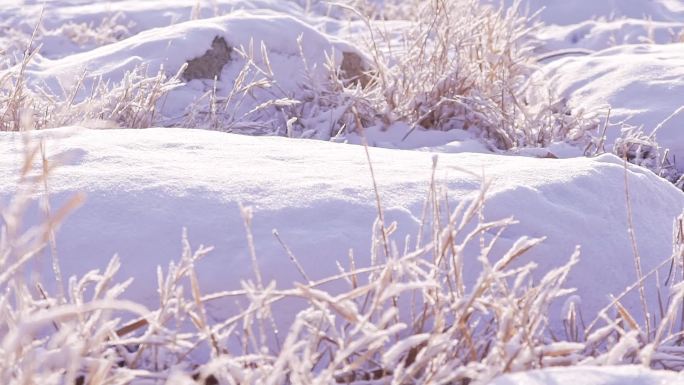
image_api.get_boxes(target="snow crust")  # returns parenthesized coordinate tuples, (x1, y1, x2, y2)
(1, 127, 681, 324)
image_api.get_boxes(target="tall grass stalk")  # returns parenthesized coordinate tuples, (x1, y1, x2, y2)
(3, 134, 684, 384)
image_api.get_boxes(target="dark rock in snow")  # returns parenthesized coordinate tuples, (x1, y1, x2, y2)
(182, 36, 232, 81)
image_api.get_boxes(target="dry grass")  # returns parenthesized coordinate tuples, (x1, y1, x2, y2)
(2, 0, 678, 189)
(1, 3, 684, 383)
(6, 0, 681, 194)
(309, 0, 598, 149)
(582, 107, 684, 189)
(1, 135, 684, 385)
(0, 46, 185, 131)
(1, 0, 597, 144)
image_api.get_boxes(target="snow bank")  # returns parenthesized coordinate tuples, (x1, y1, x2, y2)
(533, 43, 684, 172)
(489, 365, 683, 385)
(0, 127, 681, 325)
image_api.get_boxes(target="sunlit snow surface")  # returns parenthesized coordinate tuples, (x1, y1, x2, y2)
(534, 43, 684, 163)
(3, 0, 684, 163)
(0, 127, 681, 326)
(1, 0, 684, 383)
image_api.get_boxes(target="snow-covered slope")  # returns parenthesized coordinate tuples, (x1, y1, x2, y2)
(16, 10, 360, 123)
(24, 10, 356, 80)
(1, 127, 681, 324)
(534, 43, 684, 171)
(0, 0, 333, 59)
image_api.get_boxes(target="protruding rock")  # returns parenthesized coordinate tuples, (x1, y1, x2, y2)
(182, 36, 232, 81)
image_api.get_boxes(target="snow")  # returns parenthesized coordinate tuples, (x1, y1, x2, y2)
(534, 19, 684, 54)
(0, 127, 681, 326)
(5, 0, 683, 167)
(491, 1, 684, 179)
(12, 9, 360, 125)
(2, 0, 684, 382)
(502, 0, 684, 26)
(342, 123, 494, 153)
(533, 43, 684, 168)
(0, 0, 328, 59)
(488, 365, 684, 385)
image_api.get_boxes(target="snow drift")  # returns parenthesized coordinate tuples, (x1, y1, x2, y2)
(1, 127, 681, 324)
(0, 0, 330, 59)
(22, 10, 356, 83)
(12, 10, 365, 128)
(534, 43, 684, 177)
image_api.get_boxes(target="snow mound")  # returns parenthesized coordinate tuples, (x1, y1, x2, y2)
(0, 127, 681, 324)
(489, 0, 684, 55)
(15, 11, 362, 124)
(489, 365, 683, 385)
(532, 43, 684, 172)
(23, 10, 355, 83)
(0, 0, 328, 59)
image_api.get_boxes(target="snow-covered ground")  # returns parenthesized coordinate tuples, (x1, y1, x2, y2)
(536, 43, 684, 164)
(2, 0, 684, 384)
(2, 2, 364, 135)
(2, 127, 681, 322)
(0, 0, 331, 59)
